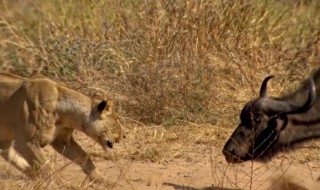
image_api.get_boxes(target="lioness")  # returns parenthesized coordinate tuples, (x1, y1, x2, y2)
(0, 73, 125, 182)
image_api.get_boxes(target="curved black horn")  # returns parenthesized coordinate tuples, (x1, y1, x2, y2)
(286, 77, 316, 114)
(263, 77, 316, 114)
(260, 75, 274, 97)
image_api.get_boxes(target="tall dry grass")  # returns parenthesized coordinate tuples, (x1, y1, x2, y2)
(1, 1, 320, 190)
(1, 0, 319, 126)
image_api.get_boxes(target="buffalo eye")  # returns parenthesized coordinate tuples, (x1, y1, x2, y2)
(253, 116, 261, 124)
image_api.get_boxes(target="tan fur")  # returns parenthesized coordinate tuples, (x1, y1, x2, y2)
(270, 167, 320, 190)
(0, 73, 125, 182)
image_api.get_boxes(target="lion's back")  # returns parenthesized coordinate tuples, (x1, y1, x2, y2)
(0, 73, 25, 102)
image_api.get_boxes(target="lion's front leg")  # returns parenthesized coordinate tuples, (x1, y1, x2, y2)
(51, 134, 103, 182)
(0, 140, 32, 174)
(14, 138, 53, 178)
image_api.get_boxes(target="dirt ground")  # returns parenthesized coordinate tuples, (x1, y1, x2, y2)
(0, 124, 319, 190)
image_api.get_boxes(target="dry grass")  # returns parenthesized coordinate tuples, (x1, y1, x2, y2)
(1, 0, 320, 125)
(0, 0, 320, 189)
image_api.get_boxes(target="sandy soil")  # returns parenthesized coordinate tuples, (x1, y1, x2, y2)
(0, 125, 319, 190)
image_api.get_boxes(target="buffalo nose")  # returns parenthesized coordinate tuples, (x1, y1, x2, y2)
(223, 146, 234, 156)
(223, 144, 238, 163)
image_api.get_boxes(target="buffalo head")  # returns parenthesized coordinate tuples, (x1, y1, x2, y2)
(222, 76, 316, 163)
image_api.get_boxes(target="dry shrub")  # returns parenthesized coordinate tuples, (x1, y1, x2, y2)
(0, 0, 320, 126)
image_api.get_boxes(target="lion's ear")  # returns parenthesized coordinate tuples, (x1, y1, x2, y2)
(105, 100, 113, 112)
(97, 100, 113, 113)
(97, 100, 107, 112)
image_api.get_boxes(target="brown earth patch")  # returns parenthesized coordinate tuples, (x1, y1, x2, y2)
(0, 124, 319, 190)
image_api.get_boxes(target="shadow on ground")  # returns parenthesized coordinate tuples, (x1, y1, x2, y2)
(163, 183, 242, 190)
